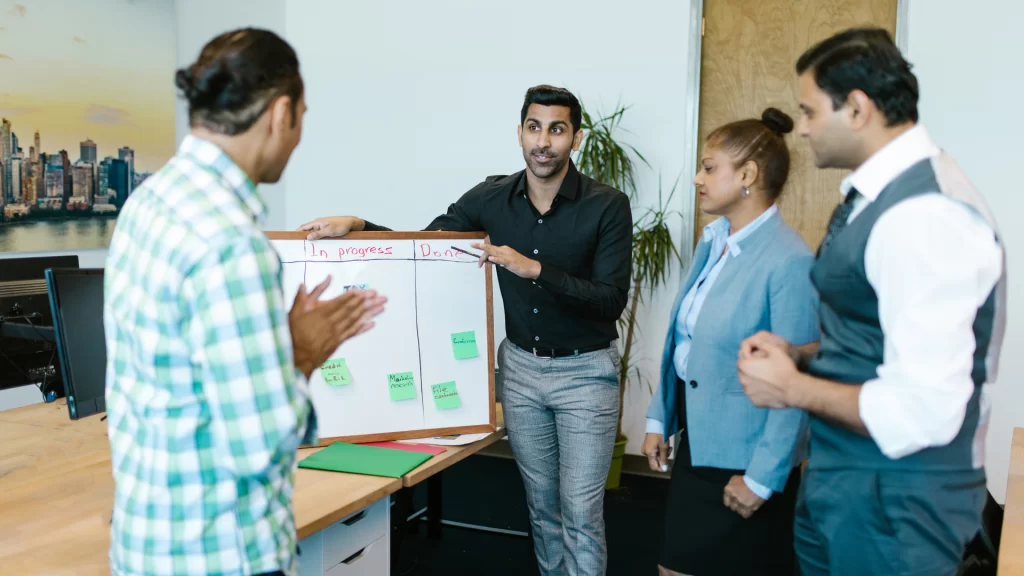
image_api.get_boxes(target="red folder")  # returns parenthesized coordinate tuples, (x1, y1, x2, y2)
(361, 441, 448, 456)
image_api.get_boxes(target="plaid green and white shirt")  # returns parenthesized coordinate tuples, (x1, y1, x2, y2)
(104, 135, 317, 576)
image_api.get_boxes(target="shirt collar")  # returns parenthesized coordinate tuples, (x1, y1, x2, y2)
(178, 135, 267, 225)
(702, 204, 779, 257)
(840, 124, 940, 202)
(513, 160, 581, 201)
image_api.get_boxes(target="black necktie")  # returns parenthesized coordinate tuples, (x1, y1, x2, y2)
(818, 188, 860, 254)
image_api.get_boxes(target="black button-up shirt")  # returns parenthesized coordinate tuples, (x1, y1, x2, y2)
(365, 162, 632, 351)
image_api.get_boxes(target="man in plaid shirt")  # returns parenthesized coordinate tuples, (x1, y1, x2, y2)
(103, 29, 386, 576)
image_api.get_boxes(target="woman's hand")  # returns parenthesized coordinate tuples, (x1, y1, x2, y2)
(641, 433, 671, 472)
(723, 475, 766, 519)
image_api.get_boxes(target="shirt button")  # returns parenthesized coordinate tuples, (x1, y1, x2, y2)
(535, 336, 540, 342)
(533, 308, 538, 314)
(538, 219, 543, 224)
(533, 249, 539, 255)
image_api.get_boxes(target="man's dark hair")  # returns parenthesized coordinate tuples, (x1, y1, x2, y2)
(520, 85, 582, 134)
(796, 27, 919, 126)
(174, 28, 303, 135)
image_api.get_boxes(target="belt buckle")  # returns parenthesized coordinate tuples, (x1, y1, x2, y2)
(532, 347, 555, 358)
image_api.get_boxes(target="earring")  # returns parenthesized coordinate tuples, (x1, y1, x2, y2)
(742, 186, 751, 198)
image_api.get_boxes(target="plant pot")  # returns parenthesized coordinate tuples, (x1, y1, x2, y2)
(605, 435, 628, 490)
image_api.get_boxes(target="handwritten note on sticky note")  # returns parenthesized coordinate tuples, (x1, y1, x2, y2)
(321, 358, 352, 386)
(451, 331, 479, 360)
(431, 382, 462, 410)
(388, 372, 417, 401)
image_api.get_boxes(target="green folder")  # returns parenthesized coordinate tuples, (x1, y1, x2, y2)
(298, 442, 432, 478)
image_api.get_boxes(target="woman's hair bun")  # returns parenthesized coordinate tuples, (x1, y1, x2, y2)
(174, 68, 198, 101)
(761, 107, 794, 136)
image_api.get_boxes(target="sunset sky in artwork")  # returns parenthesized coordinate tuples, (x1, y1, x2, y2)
(0, 0, 175, 172)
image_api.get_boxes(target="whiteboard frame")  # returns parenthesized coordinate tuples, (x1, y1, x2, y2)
(268, 230, 496, 445)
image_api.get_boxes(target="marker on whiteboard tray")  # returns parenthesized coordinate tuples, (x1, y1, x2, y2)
(450, 246, 482, 259)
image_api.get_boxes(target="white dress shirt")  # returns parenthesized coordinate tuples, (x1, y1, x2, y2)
(647, 205, 780, 499)
(843, 125, 1002, 464)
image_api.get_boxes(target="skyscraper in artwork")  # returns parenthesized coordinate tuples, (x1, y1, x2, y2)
(118, 147, 135, 193)
(1, 119, 11, 202)
(80, 139, 97, 164)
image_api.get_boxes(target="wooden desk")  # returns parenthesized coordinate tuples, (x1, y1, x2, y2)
(1000, 427, 1024, 575)
(0, 403, 405, 574)
(0, 403, 111, 576)
(401, 403, 506, 488)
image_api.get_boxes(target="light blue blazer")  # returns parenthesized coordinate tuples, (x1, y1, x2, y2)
(646, 210, 819, 492)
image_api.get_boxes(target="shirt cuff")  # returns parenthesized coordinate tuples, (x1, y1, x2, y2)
(743, 475, 774, 500)
(646, 418, 664, 436)
(859, 377, 918, 460)
(535, 263, 567, 293)
(361, 220, 391, 232)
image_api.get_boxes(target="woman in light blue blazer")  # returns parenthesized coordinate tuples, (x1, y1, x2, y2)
(642, 108, 819, 576)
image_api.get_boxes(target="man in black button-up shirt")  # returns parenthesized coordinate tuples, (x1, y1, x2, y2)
(301, 85, 631, 575)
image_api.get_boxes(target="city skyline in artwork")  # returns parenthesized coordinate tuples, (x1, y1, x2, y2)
(0, 0, 175, 252)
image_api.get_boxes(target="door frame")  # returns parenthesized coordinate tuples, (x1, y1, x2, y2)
(896, 0, 910, 51)
(682, 0, 907, 263)
(679, 0, 705, 270)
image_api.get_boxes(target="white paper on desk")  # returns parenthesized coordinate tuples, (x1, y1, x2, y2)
(397, 427, 503, 446)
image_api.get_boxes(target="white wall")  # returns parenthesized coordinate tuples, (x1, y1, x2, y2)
(283, 0, 698, 455)
(174, 0, 289, 231)
(906, 0, 1024, 503)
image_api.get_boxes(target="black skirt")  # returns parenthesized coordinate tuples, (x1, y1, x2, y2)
(660, 380, 800, 576)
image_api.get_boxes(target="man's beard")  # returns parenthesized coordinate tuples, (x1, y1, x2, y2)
(523, 147, 568, 179)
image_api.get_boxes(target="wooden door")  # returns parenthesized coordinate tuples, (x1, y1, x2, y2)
(695, 0, 898, 248)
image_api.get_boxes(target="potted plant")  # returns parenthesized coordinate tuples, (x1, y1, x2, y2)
(574, 103, 682, 490)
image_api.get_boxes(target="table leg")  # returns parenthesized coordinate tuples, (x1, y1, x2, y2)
(427, 472, 443, 540)
(390, 488, 413, 572)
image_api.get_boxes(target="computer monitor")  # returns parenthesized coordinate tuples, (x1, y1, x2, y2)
(0, 254, 79, 392)
(45, 268, 106, 419)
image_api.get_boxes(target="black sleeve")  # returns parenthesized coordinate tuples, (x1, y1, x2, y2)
(361, 220, 393, 232)
(364, 177, 501, 232)
(535, 193, 632, 321)
(422, 180, 490, 232)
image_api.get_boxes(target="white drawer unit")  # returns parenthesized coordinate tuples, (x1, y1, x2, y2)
(324, 537, 388, 576)
(298, 499, 390, 576)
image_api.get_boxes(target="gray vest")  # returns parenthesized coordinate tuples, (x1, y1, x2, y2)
(806, 153, 1006, 471)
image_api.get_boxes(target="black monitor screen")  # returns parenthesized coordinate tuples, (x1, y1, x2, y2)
(46, 268, 105, 419)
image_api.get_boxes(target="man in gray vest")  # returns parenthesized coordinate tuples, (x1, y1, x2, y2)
(735, 28, 1006, 576)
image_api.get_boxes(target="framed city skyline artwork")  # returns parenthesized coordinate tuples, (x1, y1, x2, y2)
(0, 0, 175, 253)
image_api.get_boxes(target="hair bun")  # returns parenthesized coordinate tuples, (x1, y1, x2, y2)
(174, 68, 198, 100)
(761, 107, 794, 136)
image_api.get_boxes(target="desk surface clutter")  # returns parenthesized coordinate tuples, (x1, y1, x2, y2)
(0, 401, 506, 573)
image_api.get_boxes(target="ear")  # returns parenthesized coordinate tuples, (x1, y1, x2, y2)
(268, 95, 293, 136)
(572, 129, 584, 152)
(846, 89, 873, 130)
(739, 160, 759, 188)
(517, 123, 523, 147)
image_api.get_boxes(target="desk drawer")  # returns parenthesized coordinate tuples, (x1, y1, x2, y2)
(325, 536, 387, 576)
(322, 499, 388, 571)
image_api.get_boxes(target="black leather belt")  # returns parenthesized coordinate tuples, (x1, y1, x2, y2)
(519, 342, 610, 358)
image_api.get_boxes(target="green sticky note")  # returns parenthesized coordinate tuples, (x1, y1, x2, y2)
(320, 358, 352, 386)
(451, 331, 479, 360)
(388, 372, 417, 401)
(431, 381, 462, 410)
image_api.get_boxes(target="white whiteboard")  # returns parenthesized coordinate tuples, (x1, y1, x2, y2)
(270, 232, 496, 444)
